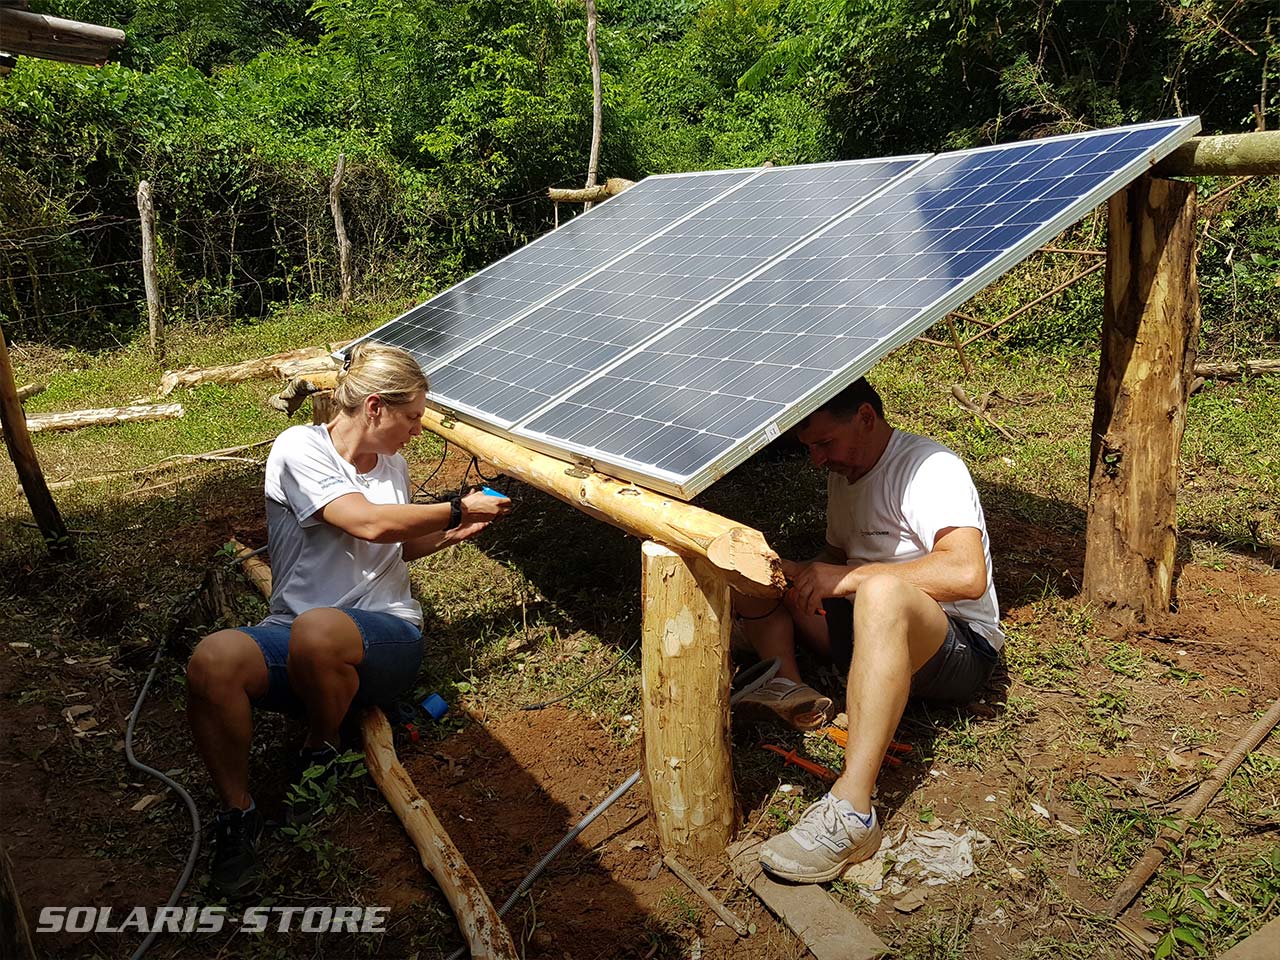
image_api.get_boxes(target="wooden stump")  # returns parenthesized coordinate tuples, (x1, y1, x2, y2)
(1084, 175, 1200, 621)
(640, 541, 735, 860)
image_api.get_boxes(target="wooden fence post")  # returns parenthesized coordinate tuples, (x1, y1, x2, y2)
(0, 321, 73, 559)
(136, 180, 164, 361)
(329, 153, 352, 314)
(640, 541, 735, 860)
(1084, 175, 1200, 621)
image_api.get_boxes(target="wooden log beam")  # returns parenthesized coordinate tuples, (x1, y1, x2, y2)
(0, 8, 124, 65)
(641, 541, 735, 859)
(158, 341, 349, 397)
(229, 542, 518, 958)
(392, 399, 783, 598)
(1153, 131, 1280, 177)
(547, 178, 635, 203)
(361, 709, 519, 959)
(1084, 175, 1200, 621)
(10, 402, 184, 436)
(0, 323, 73, 559)
(1193, 358, 1280, 379)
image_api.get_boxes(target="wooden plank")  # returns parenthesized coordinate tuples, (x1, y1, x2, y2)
(1218, 916, 1280, 960)
(728, 838, 888, 960)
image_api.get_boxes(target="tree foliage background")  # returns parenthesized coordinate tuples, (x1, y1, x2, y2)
(1, 0, 1275, 350)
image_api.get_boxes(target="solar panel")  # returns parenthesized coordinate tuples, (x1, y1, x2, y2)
(360, 117, 1200, 499)
(359, 169, 756, 367)
(516, 118, 1199, 496)
(422, 156, 927, 427)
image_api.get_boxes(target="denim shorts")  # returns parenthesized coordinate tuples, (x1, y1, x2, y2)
(822, 597, 998, 702)
(236, 607, 423, 714)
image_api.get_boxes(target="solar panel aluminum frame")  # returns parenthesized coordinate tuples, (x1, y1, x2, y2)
(511, 116, 1201, 499)
(349, 166, 770, 392)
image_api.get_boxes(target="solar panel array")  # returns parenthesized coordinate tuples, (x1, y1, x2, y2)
(358, 117, 1200, 498)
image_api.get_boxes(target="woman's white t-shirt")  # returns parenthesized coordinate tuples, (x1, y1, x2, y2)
(261, 424, 422, 627)
(825, 429, 1004, 650)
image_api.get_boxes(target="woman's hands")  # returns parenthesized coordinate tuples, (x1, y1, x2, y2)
(459, 489, 511, 524)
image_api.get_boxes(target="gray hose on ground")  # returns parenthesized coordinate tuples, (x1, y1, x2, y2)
(444, 657, 782, 959)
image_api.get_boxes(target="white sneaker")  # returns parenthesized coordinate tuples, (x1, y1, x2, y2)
(759, 794, 882, 883)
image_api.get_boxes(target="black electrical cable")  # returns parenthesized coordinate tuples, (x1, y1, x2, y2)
(412, 438, 452, 502)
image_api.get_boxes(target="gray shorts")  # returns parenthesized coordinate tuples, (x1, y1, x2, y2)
(822, 597, 997, 702)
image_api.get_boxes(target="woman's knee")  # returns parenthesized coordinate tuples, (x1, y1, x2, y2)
(288, 609, 362, 667)
(187, 630, 263, 697)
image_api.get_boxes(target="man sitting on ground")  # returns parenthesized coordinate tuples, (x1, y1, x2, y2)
(735, 377, 1003, 882)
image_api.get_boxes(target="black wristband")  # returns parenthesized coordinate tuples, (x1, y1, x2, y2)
(446, 496, 462, 531)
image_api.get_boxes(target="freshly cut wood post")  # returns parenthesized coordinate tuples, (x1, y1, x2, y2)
(547, 178, 635, 203)
(16, 383, 45, 402)
(1193, 358, 1280, 379)
(0, 323, 73, 559)
(361, 709, 519, 960)
(1084, 175, 1199, 621)
(137, 180, 164, 361)
(1106, 696, 1280, 916)
(229, 542, 518, 958)
(158, 341, 348, 396)
(311, 390, 334, 425)
(16, 402, 184, 435)
(404, 400, 784, 599)
(641, 541, 735, 859)
(330, 154, 353, 314)
(1153, 131, 1280, 177)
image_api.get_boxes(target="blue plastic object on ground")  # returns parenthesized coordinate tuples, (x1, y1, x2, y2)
(421, 693, 449, 720)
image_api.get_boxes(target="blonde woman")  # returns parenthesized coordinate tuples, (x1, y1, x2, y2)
(185, 343, 510, 895)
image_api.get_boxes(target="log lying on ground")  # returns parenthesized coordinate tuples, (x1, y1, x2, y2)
(1153, 131, 1280, 177)
(547, 177, 635, 203)
(230, 541, 518, 959)
(158, 340, 351, 397)
(1193, 359, 1280, 380)
(361, 710, 519, 960)
(16, 383, 45, 403)
(5, 402, 185, 436)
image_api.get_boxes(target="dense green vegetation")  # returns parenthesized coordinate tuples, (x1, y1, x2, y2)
(1, 0, 1276, 349)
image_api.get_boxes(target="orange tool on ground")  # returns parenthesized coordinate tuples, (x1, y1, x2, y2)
(760, 743, 839, 783)
(818, 726, 913, 767)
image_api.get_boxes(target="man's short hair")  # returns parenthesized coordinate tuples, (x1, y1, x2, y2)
(807, 377, 884, 423)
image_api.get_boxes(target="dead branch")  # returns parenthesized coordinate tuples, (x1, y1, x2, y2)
(8, 402, 184, 436)
(1193, 359, 1280, 380)
(961, 263, 1104, 348)
(158, 340, 351, 397)
(16, 383, 45, 402)
(1106, 697, 1280, 916)
(40, 439, 272, 491)
(950, 385, 1019, 443)
(547, 178, 634, 203)
(663, 853, 749, 937)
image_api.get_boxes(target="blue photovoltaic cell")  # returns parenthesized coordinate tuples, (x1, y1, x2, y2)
(361, 169, 754, 366)
(519, 118, 1198, 491)
(424, 157, 924, 426)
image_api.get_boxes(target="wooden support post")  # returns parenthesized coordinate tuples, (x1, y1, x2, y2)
(640, 541, 735, 860)
(0, 322, 72, 559)
(311, 390, 334, 425)
(1084, 175, 1200, 621)
(330, 154, 353, 315)
(137, 180, 164, 361)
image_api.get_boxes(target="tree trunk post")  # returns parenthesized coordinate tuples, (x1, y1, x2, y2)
(136, 180, 164, 362)
(1084, 175, 1200, 621)
(329, 153, 353, 314)
(583, 0, 603, 212)
(0, 322, 73, 559)
(640, 540, 735, 860)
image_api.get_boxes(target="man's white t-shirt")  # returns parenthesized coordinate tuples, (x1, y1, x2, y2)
(825, 429, 1004, 650)
(261, 424, 422, 627)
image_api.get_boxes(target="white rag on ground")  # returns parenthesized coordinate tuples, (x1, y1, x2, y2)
(890, 827, 991, 885)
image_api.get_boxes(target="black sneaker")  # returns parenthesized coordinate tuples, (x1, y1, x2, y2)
(209, 806, 264, 896)
(284, 745, 340, 827)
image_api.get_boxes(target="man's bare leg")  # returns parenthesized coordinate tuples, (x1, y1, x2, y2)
(828, 573, 950, 813)
(733, 592, 834, 683)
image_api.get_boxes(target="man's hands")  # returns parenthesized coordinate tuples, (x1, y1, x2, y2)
(781, 559, 857, 615)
